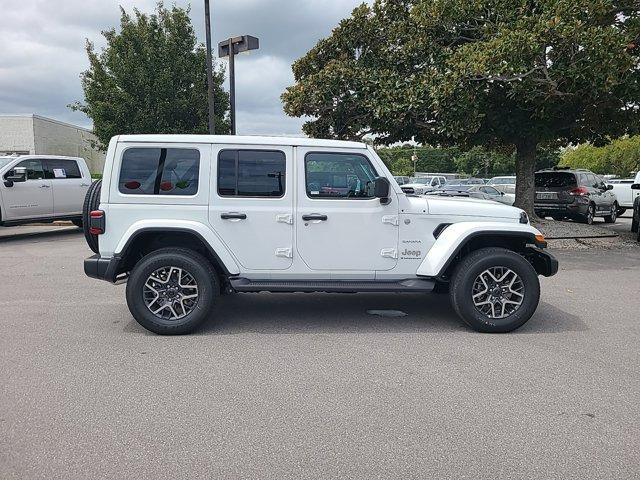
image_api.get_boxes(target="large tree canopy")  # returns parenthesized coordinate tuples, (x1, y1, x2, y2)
(72, 3, 229, 148)
(282, 0, 640, 213)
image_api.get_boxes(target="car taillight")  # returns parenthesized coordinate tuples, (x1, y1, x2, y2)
(568, 186, 589, 196)
(89, 210, 105, 235)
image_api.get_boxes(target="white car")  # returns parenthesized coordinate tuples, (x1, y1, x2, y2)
(607, 172, 640, 215)
(468, 185, 515, 205)
(83, 135, 557, 335)
(0, 155, 92, 227)
(400, 175, 447, 195)
(488, 175, 516, 194)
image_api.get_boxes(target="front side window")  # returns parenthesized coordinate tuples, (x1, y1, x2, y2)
(119, 148, 200, 195)
(305, 152, 378, 199)
(45, 159, 81, 179)
(4, 159, 45, 180)
(217, 150, 286, 197)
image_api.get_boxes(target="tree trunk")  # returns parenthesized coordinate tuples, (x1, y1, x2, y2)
(514, 140, 538, 217)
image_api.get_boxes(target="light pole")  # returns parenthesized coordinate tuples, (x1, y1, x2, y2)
(218, 35, 259, 135)
(204, 0, 215, 134)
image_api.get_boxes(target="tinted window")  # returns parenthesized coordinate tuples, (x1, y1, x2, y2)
(119, 148, 200, 195)
(5, 159, 45, 180)
(217, 150, 286, 197)
(535, 172, 577, 188)
(45, 159, 81, 179)
(306, 152, 378, 199)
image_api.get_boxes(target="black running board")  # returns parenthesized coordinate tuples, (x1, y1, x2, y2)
(229, 278, 435, 293)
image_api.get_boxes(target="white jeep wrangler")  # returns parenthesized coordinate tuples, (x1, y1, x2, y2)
(83, 135, 557, 335)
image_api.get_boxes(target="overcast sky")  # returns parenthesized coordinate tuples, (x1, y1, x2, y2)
(0, 0, 365, 136)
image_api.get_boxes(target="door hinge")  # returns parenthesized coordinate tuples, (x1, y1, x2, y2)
(380, 248, 398, 259)
(382, 215, 399, 226)
(275, 247, 293, 258)
(276, 213, 293, 225)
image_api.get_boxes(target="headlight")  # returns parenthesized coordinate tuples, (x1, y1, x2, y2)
(520, 211, 529, 224)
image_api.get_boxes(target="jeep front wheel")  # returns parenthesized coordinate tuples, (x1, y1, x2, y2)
(449, 247, 540, 333)
(126, 248, 219, 335)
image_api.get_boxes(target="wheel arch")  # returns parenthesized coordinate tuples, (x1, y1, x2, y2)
(417, 223, 554, 280)
(115, 225, 240, 279)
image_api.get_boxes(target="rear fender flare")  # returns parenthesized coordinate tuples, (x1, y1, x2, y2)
(115, 219, 240, 275)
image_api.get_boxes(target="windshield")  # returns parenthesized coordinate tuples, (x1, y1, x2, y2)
(0, 157, 15, 169)
(410, 176, 433, 184)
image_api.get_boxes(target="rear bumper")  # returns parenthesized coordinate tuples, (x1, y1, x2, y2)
(84, 254, 122, 283)
(534, 201, 588, 216)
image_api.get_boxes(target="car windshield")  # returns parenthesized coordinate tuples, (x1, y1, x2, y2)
(535, 172, 577, 188)
(0, 157, 15, 169)
(409, 176, 433, 184)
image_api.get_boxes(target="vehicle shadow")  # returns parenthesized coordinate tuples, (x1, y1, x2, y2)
(164, 292, 586, 336)
(0, 227, 81, 243)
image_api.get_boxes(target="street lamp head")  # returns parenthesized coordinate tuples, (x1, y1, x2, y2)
(218, 35, 259, 57)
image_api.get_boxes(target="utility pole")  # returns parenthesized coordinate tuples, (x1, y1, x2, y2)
(228, 37, 236, 135)
(204, 0, 215, 134)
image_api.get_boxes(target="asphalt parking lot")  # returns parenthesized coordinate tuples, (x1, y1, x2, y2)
(1, 227, 639, 479)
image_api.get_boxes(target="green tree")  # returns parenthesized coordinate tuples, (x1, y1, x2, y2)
(282, 1, 640, 214)
(71, 3, 229, 148)
(561, 135, 640, 176)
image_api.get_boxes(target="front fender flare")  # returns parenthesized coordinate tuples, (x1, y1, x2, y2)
(115, 219, 240, 275)
(417, 222, 543, 278)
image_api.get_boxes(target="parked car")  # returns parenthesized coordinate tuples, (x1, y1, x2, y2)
(446, 177, 485, 186)
(607, 171, 640, 215)
(400, 175, 447, 195)
(469, 185, 515, 205)
(0, 155, 92, 227)
(631, 180, 640, 240)
(534, 168, 618, 224)
(83, 134, 557, 335)
(426, 184, 514, 205)
(487, 176, 516, 194)
(393, 176, 411, 186)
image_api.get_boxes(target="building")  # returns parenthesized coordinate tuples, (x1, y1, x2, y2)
(0, 114, 105, 173)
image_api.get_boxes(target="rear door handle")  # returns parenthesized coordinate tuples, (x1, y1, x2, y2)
(39, 184, 51, 188)
(302, 214, 328, 221)
(221, 212, 247, 220)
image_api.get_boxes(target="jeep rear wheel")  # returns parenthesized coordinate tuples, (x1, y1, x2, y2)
(126, 248, 219, 335)
(450, 247, 540, 333)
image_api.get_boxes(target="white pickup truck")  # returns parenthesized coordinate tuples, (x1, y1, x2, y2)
(0, 155, 92, 227)
(607, 171, 640, 215)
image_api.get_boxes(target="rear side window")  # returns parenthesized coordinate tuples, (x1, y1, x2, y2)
(217, 150, 286, 197)
(45, 159, 81, 179)
(535, 172, 577, 188)
(119, 148, 200, 195)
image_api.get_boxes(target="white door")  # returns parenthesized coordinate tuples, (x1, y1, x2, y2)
(1, 158, 53, 221)
(45, 159, 89, 216)
(295, 147, 399, 272)
(208, 145, 293, 271)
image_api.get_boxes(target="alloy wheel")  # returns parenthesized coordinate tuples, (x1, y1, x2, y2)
(471, 267, 525, 319)
(143, 266, 199, 320)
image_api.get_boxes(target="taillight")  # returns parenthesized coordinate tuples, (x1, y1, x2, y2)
(89, 210, 105, 235)
(569, 186, 589, 196)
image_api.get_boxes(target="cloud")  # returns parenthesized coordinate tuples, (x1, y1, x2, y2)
(0, 0, 365, 135)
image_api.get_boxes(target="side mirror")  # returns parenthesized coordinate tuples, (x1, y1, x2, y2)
(500, 191, 505, 196)
(631, 183, 640, 190)
(4, 166, 27, 187)
(606, 184, 614, 191)
(374, 177, 391, 204)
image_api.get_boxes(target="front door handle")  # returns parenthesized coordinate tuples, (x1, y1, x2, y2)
(302, 214, 327, 221)
(221, 212, 247, 220)
(39, 184, 51, 188)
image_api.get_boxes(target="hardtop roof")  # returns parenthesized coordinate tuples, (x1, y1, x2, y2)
(116, 134, 368, 149)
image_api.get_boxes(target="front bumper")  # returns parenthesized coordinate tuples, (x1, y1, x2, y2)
(525, 247, 559, 277)
(84, 254, 122, 283)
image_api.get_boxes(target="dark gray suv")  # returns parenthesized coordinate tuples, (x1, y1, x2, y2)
(534, 168, 618, 224)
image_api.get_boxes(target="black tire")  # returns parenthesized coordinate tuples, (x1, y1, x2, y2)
(581, 203, 595, 225)
(449, 247, 540, 333)
(604, 202, 617, 224)
(82, 179, 102, 253)
(125, 248, 219, 335)
(632, 204, 639, 233)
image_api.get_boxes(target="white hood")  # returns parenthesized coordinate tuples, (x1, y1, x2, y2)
(404, 195, 524, 221)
